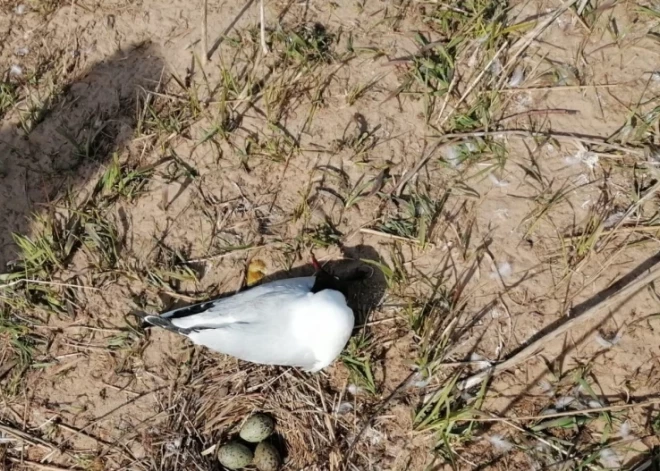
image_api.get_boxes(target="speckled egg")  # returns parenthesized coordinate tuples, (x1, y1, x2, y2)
(217, 441, 253, 470)
(253, 442, 281, 471)
(239, 413, 275, 443)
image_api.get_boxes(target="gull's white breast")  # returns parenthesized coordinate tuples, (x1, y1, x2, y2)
(290, 289, 354, 372)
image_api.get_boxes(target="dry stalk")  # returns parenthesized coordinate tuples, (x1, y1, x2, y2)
(458, 252, 660, 390)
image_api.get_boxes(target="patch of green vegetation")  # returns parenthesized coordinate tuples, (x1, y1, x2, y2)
(346, 75, 384, 106)
(139, 96, 193, 136)
(248, 126, 299, 163)
(396, 34, 459, 120)
(0, 81, 19, 118)
(271, 23, 335, 65)
(614, 105, 660, 145)
(80, 209, 121, 270)
(302, 222, 342, 248)
(447, 93, 501, 133)
(341, 333, 377, 395)
(0, 308, 35, 366)
(98, 153, 154, 202)
(263, 22, 337, 126)
(57, 121, 118, 168)
(520, 182, 573, 238)
(362, 248, 408, 291)
(10, 213, 72, 278)
(396, 0, 509, 122)
(414, 373, 488, 466)
(405, 290, 454, 371)
(140, 243, 199, 294)
(378, 192, 446, 246)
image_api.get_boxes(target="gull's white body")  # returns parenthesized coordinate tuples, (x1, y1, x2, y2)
(152, 277, 354, 372)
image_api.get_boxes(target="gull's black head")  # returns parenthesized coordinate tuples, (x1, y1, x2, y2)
(310, 253, 369, 297)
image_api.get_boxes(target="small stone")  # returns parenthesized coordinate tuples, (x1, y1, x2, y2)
(246, 259, 267, 286)
(253, 442, 281, 471)
(239, 413, 274, 443)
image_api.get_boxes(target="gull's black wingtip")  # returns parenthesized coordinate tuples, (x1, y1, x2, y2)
(128, 310, 151, 329)
(132, 311, 193, 335)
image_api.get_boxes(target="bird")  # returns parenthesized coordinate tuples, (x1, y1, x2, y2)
(139, 256, 366, 372)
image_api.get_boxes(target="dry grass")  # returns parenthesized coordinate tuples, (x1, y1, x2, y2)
(1, 0, 660, 470)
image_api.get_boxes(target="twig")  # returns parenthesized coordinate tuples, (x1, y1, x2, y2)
(0, 279, 100, 291)
(458, 253, 660, 390)
(359, 228, 422, 245)
(563, 225, 660, 240)
(383, 40, 450, 65)
(393, 141, 445, 197)
(157, 289, 203, 303)
(81, 387, 166, 432)
(434, 129, 646, 156)
(467, 397, 660, 422)
(185, 243, 281, 263)
(490, 83, 630, 93)
(435, 73, 458, 125)
(57, 422, 136, 461)
(499, 109, 579, 122)
(201, 0, 208, 65)
(494, 416, 601, 471)
(599, 179, 660, 248)
(0, 422, 60, 452)
(260, 0, 269, 54)
(7, 459, 77, 471)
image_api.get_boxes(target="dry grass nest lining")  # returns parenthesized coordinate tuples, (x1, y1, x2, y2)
(151, 349, 367, 469)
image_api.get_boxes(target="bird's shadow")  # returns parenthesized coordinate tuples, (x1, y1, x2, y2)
(625, 446, 660, 471)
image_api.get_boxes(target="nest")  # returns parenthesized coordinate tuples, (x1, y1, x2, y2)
(148, 350, 373, 470)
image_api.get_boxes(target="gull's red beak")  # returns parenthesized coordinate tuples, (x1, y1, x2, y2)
(311, 253, 322, 272)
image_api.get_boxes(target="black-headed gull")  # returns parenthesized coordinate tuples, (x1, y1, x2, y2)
(141, 257, 365, 372)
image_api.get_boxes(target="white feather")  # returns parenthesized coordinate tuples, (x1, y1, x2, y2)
(347, 384, 362, 395)
(599, 448, 621, 469)
(588, 399, 605, 408)
(335, 402, 353, 414)
(619, 421, 632, 439)
(539, 379, 555, 396)
(508, 66, 525, 87)
(554, 396, 574, 409)
(488, 435, 513, 453)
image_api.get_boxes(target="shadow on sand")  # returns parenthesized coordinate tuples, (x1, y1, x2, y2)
(0, 42, 164, 271)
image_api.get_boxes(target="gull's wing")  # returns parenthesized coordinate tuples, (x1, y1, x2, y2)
(164, 276, 316, 330)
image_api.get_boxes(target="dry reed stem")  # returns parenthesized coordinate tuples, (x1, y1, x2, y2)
(459, 253, 660, 390)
